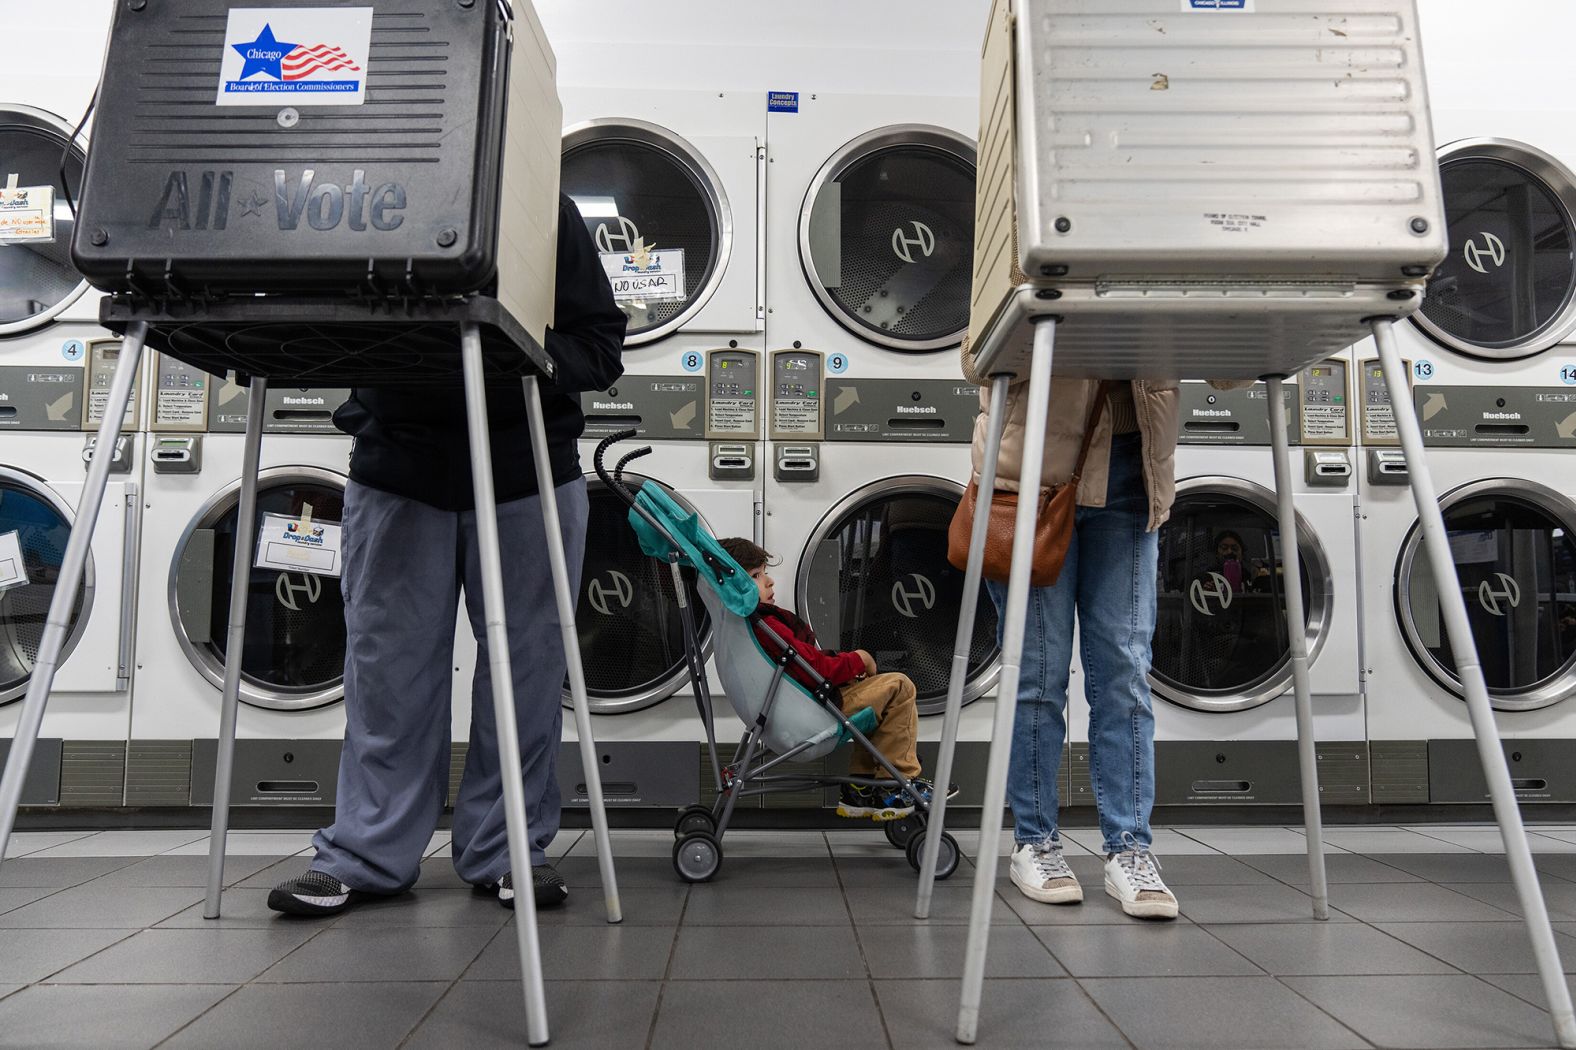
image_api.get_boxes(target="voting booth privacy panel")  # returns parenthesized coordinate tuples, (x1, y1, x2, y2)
(70, 0, 562, 380)
(969, 0, 1446, 379)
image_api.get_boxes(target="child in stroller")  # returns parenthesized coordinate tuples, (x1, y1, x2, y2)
(718, 537, 947, 821)
(592, 430, 962, 884)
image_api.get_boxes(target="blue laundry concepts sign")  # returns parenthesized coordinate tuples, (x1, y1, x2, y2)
(767, 91, 799, 113)
(1182, 0, 1254, 9)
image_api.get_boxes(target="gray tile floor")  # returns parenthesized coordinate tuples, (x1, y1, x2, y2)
(4, 825, 1576, 1048)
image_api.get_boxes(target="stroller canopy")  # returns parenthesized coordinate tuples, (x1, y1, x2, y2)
(628, 482, 759, 618)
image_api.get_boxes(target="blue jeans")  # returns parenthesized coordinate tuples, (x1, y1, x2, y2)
(986, 432, 1158, 854)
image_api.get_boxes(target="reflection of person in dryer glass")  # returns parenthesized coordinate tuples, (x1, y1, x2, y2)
(1210, 530, 1273, 594)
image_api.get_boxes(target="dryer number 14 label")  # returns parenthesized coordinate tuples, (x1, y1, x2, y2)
(1560, 365, 1576, 385)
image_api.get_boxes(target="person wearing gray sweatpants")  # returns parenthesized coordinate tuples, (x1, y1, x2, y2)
(267, 194, 626, 916)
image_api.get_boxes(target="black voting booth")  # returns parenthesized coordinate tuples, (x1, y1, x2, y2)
(0, 2, 619, 1045)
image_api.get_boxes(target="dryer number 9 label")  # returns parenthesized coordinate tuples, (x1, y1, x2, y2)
(1560, 364, 1576, 386)
(1413, 360, 1435, 382)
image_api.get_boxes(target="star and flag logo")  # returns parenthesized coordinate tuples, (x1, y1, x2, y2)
(217, 8, 373, 107)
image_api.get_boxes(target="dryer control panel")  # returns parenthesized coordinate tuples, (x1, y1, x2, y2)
(1359, 358, 1404, 447)
(209, 378, 351, 434)
(822, 379, 978, 443)
(1177, 381, 1298, 446)
(1416, 386, 1576, 449)
(705, 348, 759, 440)
(769, 349, 823, 441)
(1297, 358, 1349, 446)
(151, 354, 210, 432)
(81, 339, 140, 430)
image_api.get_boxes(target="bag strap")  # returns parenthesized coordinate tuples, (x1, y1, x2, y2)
(1068, 380, 1116, 482)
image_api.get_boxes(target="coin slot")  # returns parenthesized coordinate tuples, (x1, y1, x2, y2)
(1191, 780, 1253, 793)
(256, 781, 318, 794)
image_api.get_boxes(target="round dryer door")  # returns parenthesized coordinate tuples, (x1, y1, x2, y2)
(1151, 479, 1331, 713)
(1395, 480, 1576, 711)
(0, 471, 92, 704)
(1413, 139, 1576, 359)
(561, 120, 731, 346)
(169, 469, 347, 711)
(566, 474, 712, 714)
(0, 107, 89, 334)
(797, 477, 1000, 715)
(799, 126, 977, 352)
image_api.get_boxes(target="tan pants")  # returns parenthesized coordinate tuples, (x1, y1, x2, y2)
(840, 673, 921, 778)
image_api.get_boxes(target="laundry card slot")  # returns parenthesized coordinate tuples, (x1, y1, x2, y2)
(587, 414, 643, 429)
(887, 417, 947, 430)
(1474, 423, 1529, 436)
(1190, 779, 1253, 794)
(256, 780, 319, 795)
(271, 409, 333, 423)
(1183, 421, 1240, 434)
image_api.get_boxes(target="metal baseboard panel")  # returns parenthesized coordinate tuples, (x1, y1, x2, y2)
(1315, 742, 1369, 806)
(448, 743, 467, 807)
(1155, 741, 1305, 805)
(557, 741, 697, 808)
(701, 743, 759, 811)
(1370, 740, 1430, 804)
(58, 741, 128, 807)
(125, 740, 194, 807)
(1068, 744, 1088, 806)
(1429, 739, 1576, 804)
(190, 739, 342, 807)
(0, 738, 62, 806)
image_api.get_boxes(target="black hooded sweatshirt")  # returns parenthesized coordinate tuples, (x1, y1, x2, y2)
(332, 194, 627, 510)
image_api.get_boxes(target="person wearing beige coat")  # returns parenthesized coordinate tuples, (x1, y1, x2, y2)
(961, 347, 1201, 920)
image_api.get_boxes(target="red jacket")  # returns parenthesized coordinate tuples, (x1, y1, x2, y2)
(752, 603, 866, 689)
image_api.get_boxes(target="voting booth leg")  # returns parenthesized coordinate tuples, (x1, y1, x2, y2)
(0, 323, 147, 867)
(521, 374, 622, 925)
(1265, 376, 1331, 921)
(916, 373, 1011, 920)
(957, 320, 1058, 1045)
(202, 376, 268, 919)
(1373, 319, 1576, 1048)
(460, 325, 550, 1046)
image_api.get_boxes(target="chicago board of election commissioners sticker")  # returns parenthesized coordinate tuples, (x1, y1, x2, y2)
(216, 8, 374, 107)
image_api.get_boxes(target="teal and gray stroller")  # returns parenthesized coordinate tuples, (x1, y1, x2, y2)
(593, 431, 961, 884)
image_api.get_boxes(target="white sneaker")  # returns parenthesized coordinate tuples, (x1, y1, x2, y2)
(1009, 841, 1083, 904)
(1103, 833, 1179, 920)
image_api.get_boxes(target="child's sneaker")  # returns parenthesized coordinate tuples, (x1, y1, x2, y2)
(1009, 841, 1083, 904)
(837, 783, 914, 821)
(903, 777, 961, 807)
(1104, 833, 1179, 920)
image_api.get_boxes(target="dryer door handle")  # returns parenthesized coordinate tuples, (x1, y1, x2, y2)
(117, 484, 141, 688)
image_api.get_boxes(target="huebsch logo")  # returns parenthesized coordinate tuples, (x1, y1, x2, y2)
(595, 216, 642, 255)
(275, 572, 321, 612)
(1478, 573, 1521, 617)
(592, 401, 635, 411)
(283, 396, 325, 406)
(1463, 231, 1506, 275)
(1192, 408, 1232, 417)
(896, 406, 937, 414)
(588, 571, 634, 616)
(892, 221, 936, 264)
(1189, 572, 1233, 615)
(1481, 411, 1522, 420)
(891, 574, 936, 619)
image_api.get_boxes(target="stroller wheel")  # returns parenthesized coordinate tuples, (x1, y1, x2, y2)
(906, 830, 961, 881)
(884, 815, 921, 849)
(674, 805, 718, 839)
(673, 831, 723, 883)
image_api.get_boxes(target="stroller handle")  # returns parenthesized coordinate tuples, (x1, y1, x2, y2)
(592, 430, 651, 509)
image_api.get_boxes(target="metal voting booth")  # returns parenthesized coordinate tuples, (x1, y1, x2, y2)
(914, 2, 1576, 1047)
(0, 2, 618, 1045)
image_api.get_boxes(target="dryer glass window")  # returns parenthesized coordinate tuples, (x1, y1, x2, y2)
(803, 134, 976, 351)
(0, 110, 86, 331)
(179, 482, 346, 707)
(1153, 493, 1313, 711)
(1421, 153, 1576, 355)
(0, 480, 87, 703)
(562, 129, 724, 344)
(1401, 493, 1576, 706)
(800, 487, 998, 714)
(572, 477, 711, 714)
